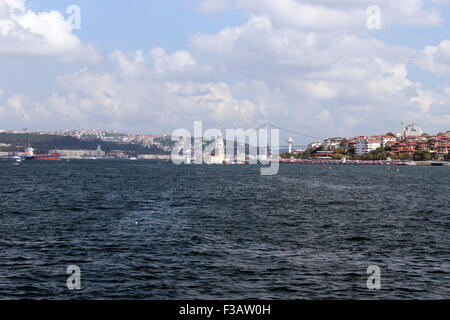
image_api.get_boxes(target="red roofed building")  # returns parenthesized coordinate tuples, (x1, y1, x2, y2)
(391, 142, 415, 156)
(437, 144, 449, 155)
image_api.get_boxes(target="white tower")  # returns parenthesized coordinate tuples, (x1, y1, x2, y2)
(287, 137, 294, 154)
(215, 135, 225, 159)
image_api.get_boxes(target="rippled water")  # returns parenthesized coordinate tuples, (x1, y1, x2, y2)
(0, 160, 449, 299)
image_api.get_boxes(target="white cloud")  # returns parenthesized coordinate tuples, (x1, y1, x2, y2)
(150, 48, 196, 74)
(410, 89, 433, 112)
(0, 1, 449, 137)
(200, 0, 366, 30)
(384, 0, 443, 26)
(369, 59, 413, 95)
(0, 0, 100, 61)
(110, 50, 146, 77)
(187, 10, 448, 136)
(0, 65, 263, 132)
(416, 40, 450, 74)
(198, 0, 444, 28)
(109, 48, 199, 78)
(0, 94, 32, 121)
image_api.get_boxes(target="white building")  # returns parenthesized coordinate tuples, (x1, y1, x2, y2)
(355, 138, 381, 155)
(50, 145, 106, 159)
(323, 137, 344, 151)
(308, 142, 323, 150)
(404, 123, 423, 137)
(204, 136, 226, 164)
(369, 135, 397, 147)
(381, 136, 397, 147)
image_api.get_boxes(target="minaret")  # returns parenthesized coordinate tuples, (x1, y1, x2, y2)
(402, 119, 405, 138)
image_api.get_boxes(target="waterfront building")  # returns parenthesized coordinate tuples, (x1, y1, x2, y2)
(294, 149, 306, 156)
(355, 138, 381, 155)
(50, 145, 105, 159)
(437, 144, 449, 156)
(138, 154, 157, 159)
(415, 140, 428, 151)
(323, 137, 344, 151)
(381, 135, 397, 147)
(203, 136, 226, 164)
(108, 150, 129, 158)
(308, 142, 323, 150)
(346, 138, 357, 152)
(368, 135, 396, 147)
(391, 141, 415, 156)
(428, 136, 443, 150)
(311, 150, 333, 159)
(138, 154, 171, 160)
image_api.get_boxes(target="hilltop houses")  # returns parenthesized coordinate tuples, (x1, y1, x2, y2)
(303, 123, 450, 160)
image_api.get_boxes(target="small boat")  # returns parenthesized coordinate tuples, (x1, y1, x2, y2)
(431, 162, 444, 166)
(12, 156, 22, 165)
(130, 157, 137, 161)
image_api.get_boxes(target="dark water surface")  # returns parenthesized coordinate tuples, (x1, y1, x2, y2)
(0, 160, 449, 299)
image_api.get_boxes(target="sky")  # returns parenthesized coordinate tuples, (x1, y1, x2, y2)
(0, 0, 450, 143)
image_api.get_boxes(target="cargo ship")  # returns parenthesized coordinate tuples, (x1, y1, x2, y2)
(20, 147, 61, 161)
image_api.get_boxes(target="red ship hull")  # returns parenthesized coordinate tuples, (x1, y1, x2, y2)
(21, 153, 61, 161)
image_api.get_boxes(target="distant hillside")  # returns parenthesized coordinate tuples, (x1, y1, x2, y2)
(0, 133, 168, 155)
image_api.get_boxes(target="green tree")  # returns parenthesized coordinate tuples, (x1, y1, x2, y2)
(413, 150, 431, 161)
(413, 151, 423, 161)
(398, 153, 411, 160)
(339, 138, 348, 149)
(301, 151, 311, 159)
(280, 152, 294, 159)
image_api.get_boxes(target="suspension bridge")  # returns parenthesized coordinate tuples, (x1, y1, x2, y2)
(254, 122, 325, 150)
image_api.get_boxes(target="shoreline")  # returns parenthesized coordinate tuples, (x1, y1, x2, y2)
(279, 159, 450, 166)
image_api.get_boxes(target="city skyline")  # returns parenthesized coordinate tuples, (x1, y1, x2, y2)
(1, 120, 449, 139)
(0, 0, 450, 141)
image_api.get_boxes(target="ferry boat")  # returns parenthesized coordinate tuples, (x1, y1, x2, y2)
(20, 147, 61, 161)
